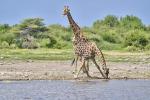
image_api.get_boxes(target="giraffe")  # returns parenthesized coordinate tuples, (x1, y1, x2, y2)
(63, 6, 109, 79)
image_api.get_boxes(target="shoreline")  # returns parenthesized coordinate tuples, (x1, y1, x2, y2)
(0, 60, 150, 80)
(0, 78, 150, 81)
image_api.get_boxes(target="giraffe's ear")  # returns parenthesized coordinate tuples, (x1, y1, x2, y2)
(67, 6, 70, 11)
(64, 6, 67, 9)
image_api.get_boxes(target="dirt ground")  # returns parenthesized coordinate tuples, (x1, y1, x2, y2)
(0, 60, 150, 80)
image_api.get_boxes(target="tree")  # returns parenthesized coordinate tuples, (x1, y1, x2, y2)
(120, 15, 144, 29)
(93, 20, 103, 29)
(93, 15, 119, 29)
(124, 31, 148, 49)
(19, 18, 44, 28)
(0, 24, 10, 33)
(103, 15, 119, 27)
(19, 18, 48, 38)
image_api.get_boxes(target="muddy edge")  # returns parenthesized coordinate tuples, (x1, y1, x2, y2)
(0, 60, 150, 80)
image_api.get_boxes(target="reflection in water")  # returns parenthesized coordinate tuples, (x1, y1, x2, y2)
(0, 80, 150, 100)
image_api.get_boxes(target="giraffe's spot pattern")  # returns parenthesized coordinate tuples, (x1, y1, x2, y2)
(67, 10, 109, 78)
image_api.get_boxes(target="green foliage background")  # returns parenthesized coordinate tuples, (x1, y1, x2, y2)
(0, 15, 150, 51)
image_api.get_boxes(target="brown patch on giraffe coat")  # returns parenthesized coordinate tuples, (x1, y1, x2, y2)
(65, 9, 109, 78)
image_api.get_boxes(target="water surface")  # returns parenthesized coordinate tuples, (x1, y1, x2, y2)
(0, 80, 150, 100)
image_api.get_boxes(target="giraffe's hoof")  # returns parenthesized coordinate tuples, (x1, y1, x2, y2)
(72, 70, 77, 74)
(104, 76, 109, 79)
(87, 75, 92, 78)
(74, 75, 78, 79)
(72, 71, 75, 74)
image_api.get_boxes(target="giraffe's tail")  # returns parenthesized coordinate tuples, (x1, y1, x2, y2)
(96, 48, 109, 79)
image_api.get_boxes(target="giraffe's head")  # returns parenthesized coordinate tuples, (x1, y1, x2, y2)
(63, 6, 70, 15)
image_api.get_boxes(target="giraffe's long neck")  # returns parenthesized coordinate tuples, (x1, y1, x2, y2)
(67, 12, 81, 36)
(67, 12, 88, 44)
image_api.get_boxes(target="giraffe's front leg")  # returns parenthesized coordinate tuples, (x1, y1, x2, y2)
(74, 59, 85, 79)
(72, 56, 79, 74)
(71, 56, 79, 74)
(86, 59, 89, 72)
(91, 58, 107, 79)
(85, 59, 91, 78)
(74, 56, 79, 73)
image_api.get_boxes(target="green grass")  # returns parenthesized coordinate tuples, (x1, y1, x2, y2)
(0, 49, 73, 60)
(0, 49, 150, 63)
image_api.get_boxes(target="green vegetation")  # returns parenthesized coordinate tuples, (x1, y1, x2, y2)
(0, 49, 150, 63)
(0, 49, 73, 60)
(0, 15, 150, 51)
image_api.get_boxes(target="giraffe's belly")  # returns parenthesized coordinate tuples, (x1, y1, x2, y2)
(74, 42, 95, 58)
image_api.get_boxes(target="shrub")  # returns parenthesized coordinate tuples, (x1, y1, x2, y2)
(15, 38, 23, 48)
(98, 41, 122, 50)
(0, 41, 9, 48)
(39, 38, 49, 48)
(145, 43, 150, 50)
(46, 37, 57, 48)
(124, 31, 148, 49)
(22, 41, 39, 49)
(10, 44, 18, 49)
(53, 42, 62, 49)
(61, 32, 72, 41)
(88, 34, 103, 43)
(53, 40, 69, 49)
(124, 46, 140, 52)
(0, 33, 16, 45)
(102, 32, 120, 43)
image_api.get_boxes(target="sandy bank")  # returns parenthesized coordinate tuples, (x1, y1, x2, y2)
(0, 60, 150, 80)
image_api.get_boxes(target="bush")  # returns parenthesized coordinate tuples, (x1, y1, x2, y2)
(145, 43, 150, 50)
(101, 32, 120, 43)
(61, 32, 72, 41)
(0, 41, 9, 48)
(10, 44, 18, 49)
(124, 46, 140, 52)
(39, 38, 49, 48)
(124, 31, 149, 49)
(22, 41, 39, 49)
(53, 40, 69, 49)
(46, 37, 57, 48)
(98, 41, 122, 50)
(88, 34, 103, 43)
(53, 42, 62, 49)
(0, 16, 149, 51)
(0, 33, 16, 45)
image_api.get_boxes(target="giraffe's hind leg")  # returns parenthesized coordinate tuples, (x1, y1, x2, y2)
(91, 58, 107, 79)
